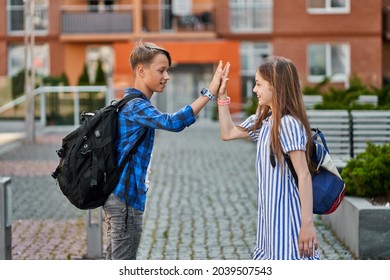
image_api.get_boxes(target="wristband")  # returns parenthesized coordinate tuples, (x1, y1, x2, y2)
(217, 96, 231, 106)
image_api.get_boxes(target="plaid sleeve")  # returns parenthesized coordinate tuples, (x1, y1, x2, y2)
(123, 99, 196, 132)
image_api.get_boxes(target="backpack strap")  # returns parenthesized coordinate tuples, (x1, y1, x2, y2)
(115, 93, 144, 110)
(122, 129, 148, 231)
(283, 152, 298, 185)
(111, 92, 148, 230)
(270, 126, 319, 188)
(90, 153, 98, 187)
(270, 149, 299, 185)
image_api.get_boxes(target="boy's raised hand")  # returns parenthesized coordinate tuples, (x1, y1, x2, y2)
(208, 61, 223, 97)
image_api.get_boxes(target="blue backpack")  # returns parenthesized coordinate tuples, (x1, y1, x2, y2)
(272, 128, 346, 215)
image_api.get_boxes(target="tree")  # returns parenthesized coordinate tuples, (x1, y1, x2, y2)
(78, 64, 90, 86)
(94, 59, 107, 86)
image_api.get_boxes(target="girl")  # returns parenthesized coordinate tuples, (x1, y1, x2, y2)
(217, 56, 320, 260)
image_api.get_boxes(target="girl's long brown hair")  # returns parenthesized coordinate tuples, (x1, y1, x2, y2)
(251, 56, 313, 169)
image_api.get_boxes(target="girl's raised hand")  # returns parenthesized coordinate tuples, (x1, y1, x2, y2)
(218, 62, 230, 98)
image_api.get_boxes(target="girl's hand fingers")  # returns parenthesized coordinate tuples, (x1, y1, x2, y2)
(219, 78, 229, 95)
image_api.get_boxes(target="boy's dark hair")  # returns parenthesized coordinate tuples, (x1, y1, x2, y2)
(129, 41, 172, 71)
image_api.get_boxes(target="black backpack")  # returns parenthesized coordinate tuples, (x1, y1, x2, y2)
(52, 94, 145, 210)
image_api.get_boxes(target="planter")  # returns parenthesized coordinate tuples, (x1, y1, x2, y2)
(321, 196, 390, 259)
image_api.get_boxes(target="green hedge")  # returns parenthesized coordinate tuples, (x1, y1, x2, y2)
(244, 75, 390, 116)
(341, 142, 390, 200)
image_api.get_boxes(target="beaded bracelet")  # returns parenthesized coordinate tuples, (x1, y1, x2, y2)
(217, 96, 231, 106)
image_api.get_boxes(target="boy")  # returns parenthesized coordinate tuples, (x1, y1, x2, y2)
(103, 41, 226, 259)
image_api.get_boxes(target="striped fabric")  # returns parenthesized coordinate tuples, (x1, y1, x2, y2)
(242, 114, 321, 260)
(114, 88, 196, 212)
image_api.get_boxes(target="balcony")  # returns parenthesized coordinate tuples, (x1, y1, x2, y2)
(61, 5, 133, 34)
(384, 6, 390, 41)
(142, 3, 215, 33)
(60, 4, 216, 41)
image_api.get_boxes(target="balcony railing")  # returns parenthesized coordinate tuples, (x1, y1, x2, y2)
(60, 4, 215, 35)
(142, 3, 215, 33)
(61, 5, 133, 34)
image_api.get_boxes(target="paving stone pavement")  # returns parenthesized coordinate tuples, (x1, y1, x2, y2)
(0, 120, 356, 260)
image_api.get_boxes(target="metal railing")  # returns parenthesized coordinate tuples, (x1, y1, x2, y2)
(0, 85, 113, 127)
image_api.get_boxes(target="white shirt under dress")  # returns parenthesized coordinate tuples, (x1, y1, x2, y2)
(241, 114, 321, 260)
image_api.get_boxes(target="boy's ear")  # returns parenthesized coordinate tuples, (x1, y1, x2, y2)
(136, 64, 145, 78)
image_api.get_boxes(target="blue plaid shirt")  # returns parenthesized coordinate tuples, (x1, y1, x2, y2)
(113, 88, 196, 211)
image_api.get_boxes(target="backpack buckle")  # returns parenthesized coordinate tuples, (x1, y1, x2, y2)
(56, 148, 64, 158)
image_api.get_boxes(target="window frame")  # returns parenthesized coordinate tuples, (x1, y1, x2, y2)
(229, 0, 273, 33)
(240, 42, 272, 99)
(6, 0, 49, 35)
(86, 45, 115, 83)
(8, 43, 50, 78)
(307, 42, 350, 84)
(307, 0, 350, 14)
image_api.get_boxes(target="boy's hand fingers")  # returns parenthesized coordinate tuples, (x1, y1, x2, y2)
(222, 62, 230, 77)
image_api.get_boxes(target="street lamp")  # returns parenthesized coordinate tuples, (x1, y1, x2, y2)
(24, 0, 35, 144)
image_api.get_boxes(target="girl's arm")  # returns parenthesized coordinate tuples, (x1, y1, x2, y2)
(217, 63, 248, 140)
(289, 150, 318, 258)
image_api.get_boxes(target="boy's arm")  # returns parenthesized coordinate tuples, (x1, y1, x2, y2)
(190, 61, 224, 115)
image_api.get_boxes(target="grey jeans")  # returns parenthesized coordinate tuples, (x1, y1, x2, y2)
(103, 193, 144, 260)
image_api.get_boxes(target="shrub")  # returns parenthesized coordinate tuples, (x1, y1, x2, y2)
(341, 142, 390, 199)
(302, 76, 330, 95)
(42, 73, 69, 86)
(243, 95, 258, 117)
(375, 84, 390, 109)
(11, 69, 25, 100)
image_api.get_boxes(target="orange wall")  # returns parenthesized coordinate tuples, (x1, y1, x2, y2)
(64, 44, 88, 86)
(113, 40, 241, 105)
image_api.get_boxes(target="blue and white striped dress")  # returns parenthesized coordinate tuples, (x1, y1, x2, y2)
(241, 114, 321, 260)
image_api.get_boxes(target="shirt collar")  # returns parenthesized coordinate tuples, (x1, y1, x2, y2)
(124, 87, 149, 101)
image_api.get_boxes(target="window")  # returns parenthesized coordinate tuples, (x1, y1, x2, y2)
(308, 43, 349, 84)
(230, 0, 272, 33)
(86, 46, 114, 83)
(161, 0, 173, 30)
(240, 42, 272, 99)
(7, 0, 49, 34)
(8, 44, 50, 77)
(307, 0, 350, 14)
